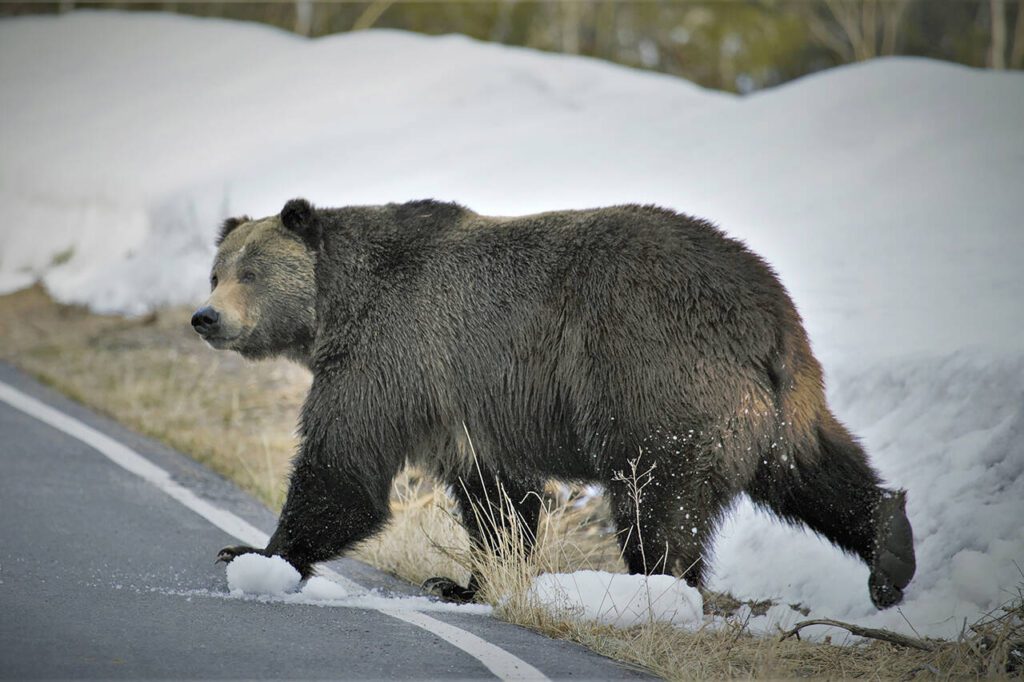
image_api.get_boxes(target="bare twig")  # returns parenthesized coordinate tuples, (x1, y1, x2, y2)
(780, 618, 938, 652)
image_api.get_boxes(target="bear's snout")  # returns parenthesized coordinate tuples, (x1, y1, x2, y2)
(191, 306, 221, 336)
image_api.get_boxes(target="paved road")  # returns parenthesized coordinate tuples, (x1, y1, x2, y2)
(0, 363, 650, 680)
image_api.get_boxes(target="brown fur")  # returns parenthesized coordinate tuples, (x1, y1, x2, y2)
(197, 198, 916, 610)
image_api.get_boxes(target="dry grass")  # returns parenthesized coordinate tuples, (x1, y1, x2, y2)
(2, 285, 1020, 679)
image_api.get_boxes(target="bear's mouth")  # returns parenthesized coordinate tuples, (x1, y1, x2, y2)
(202, 333, 239, 349)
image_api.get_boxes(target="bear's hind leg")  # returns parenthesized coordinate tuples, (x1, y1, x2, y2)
(423, 469, 543, 602)
(744, 415, 915, 609)
(608, 456, 736, 589)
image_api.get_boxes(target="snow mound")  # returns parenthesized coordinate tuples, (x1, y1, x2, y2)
(529, 571, 704, 629)
(226, 554, 301, 596)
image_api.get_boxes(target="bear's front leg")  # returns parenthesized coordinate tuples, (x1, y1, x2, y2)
(216, 376, 404, 580)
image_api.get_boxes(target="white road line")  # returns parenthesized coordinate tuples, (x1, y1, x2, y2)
(383, 609, 545, 681)
(0, 380, 548, 682)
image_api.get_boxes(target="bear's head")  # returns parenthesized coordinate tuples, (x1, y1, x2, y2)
(191, 198, 320, 364)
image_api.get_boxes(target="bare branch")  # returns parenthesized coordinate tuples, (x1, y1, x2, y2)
(779, 617, 938, 652)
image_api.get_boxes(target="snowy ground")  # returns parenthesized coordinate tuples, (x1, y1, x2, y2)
(2, 11, 1022, 640)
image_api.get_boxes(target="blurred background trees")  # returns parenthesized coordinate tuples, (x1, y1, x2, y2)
(5, 0, 1022, 92)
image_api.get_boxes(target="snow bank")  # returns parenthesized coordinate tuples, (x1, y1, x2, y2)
(0, 11, 730, 313)
(2, 12, 1022, 639)
(529, 571, 703, 629)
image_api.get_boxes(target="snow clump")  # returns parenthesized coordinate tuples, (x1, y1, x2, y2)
(529, 570, 704, 629)
(225, 554, 301, 596)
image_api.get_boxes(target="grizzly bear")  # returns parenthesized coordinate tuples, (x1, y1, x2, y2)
(193, 198, 916, 609)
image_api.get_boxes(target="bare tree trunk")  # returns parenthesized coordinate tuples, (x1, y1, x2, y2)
(561, 1, 581, 54)
(1011, 0, 1024, 68)
(490, 0, 516, 43)
(594, 1, 616, 59)
(990, 0, 1008, 68)
(294, 0, 313, 37)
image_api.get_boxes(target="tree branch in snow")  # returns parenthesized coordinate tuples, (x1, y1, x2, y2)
(779, 618, 938, 652)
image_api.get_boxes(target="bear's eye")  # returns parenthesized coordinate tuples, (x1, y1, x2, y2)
(210, 274, 218, 289)
(240, 271, 256, 284)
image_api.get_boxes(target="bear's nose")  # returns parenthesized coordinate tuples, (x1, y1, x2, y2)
(191, 306, 220, 334)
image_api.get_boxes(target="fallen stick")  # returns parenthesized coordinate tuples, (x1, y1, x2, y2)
(779, 618, 937, 652)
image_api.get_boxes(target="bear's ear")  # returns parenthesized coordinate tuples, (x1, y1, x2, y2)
(216, 215, 251, 246)
(281, 198, 321, 250)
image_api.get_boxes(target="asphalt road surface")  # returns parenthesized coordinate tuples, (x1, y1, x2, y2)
(0, 363, 651, 680)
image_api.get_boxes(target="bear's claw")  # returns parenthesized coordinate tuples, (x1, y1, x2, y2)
(216, 544, 262, 565)
(422, 576, 478, 603)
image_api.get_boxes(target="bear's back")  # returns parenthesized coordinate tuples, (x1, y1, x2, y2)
(316, 201, 793, 357)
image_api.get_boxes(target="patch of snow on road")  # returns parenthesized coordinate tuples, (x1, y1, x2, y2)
(529, 571, 704, 629)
